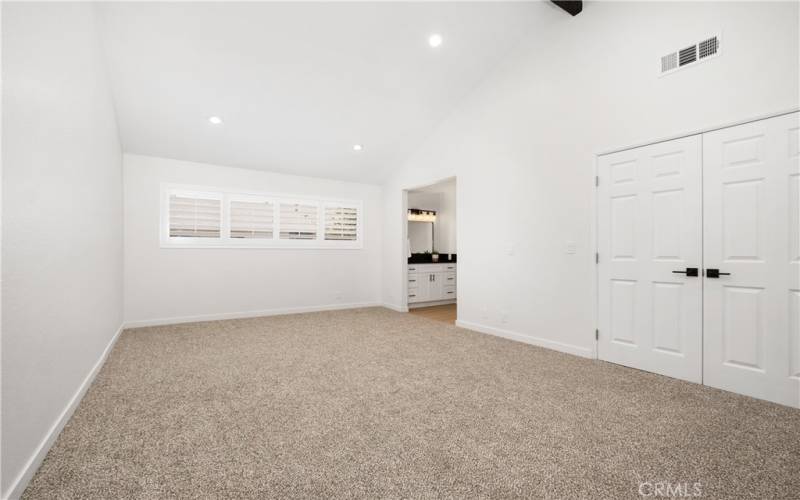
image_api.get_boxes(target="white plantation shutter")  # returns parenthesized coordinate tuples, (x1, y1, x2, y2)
(324, 205, 358, 241)
(279, 202, 318, 240)
(162, 186, 361, 248)
(230, 200, 274, 239)
(169, 194, 221, 238)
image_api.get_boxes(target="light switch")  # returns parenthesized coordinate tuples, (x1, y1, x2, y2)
(565, 241, 577, 254)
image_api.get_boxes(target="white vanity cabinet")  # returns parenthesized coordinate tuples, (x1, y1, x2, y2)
(407, 263, 456, 305)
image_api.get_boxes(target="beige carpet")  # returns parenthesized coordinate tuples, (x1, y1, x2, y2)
(23, 308, 800, 499)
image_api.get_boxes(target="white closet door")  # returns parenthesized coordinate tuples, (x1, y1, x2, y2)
(598, 135, 703, 383)
(702, 112, 800, 407)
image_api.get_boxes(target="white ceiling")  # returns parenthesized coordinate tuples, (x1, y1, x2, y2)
(97, 2, 547, 184)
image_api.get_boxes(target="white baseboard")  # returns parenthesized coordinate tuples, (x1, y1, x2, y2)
(381, 302, 408, 313)
(455, 319, 593, 359)
(3, 323, 125, 500)
(124, 302, 382, 328)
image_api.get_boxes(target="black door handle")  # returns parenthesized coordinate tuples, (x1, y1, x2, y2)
(706, 269, 731, 278)
(672, 267, 698, 277)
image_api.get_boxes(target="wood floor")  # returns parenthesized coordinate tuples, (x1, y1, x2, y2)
(408, 303, 456, 324)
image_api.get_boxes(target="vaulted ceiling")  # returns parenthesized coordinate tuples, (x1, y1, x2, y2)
(97, 2, 549, 183)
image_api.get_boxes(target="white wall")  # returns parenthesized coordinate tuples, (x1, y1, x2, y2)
(1, 3, 123, 497)
(124, 154, 383, 326)
(382, 1, 800, 355)
(437, 180, 456, 255)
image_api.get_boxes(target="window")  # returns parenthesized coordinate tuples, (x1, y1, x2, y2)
(324, 205, 358, 241)
(168, 193, 222, 238)
(161, 185, 362, 249)
(230, 199, 274, 239)
(279, 202, 318, 240)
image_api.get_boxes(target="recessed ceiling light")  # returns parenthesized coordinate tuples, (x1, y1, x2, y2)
(208, 116, 223, 125)
(353, 144, 363, 151)
(428, 33, 443, 48)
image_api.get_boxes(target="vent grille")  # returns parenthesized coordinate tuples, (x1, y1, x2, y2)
(699, 36, 719, 58)
(661, 53, 678, 73)
(678, 45, 697, 66)
(660, 34, 720, 75)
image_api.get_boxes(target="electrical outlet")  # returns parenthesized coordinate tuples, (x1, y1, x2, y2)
(565, 241, 577, 254)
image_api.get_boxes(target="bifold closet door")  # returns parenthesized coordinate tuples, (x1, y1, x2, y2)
(597, 135, 703, 383)
(702, 112, 800, 407)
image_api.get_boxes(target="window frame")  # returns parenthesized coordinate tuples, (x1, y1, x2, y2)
(160, 183, 363, 249)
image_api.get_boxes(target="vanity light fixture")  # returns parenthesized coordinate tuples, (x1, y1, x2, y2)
(408, 209, 437, 222)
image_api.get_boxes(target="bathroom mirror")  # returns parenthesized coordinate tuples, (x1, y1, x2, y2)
(408, 220, 434, 253)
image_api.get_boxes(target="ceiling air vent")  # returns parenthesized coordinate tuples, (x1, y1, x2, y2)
(661, 52, 677, 73)
(678, 45, 697, 66)
(660, 34, 721, 76)
(698, 36, 719, 59)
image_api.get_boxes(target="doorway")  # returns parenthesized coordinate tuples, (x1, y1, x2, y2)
(405, 178, 457, 323)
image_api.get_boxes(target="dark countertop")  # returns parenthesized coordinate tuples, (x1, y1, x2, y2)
(408, 254, 457, 264)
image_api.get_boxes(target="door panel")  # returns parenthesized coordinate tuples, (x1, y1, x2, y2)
(790, 290, 800, 379)
(703, 112, 800, 407)
(409, 272, 431, 303)
(598, 135, 703, 383)
(429, 273, 443, 301)
(652, 281, 684, 355)
(722, 286, 764, 371)
(610, 279, 637, 346)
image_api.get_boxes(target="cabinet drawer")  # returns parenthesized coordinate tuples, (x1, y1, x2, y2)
(408, 277, 419, 289)
(443, 272, 456, 284)
(411, 264, 446, 272)
(443, 285, 457, 298)
(443, 264, 457, 272)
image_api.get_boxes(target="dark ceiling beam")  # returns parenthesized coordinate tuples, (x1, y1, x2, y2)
(552, 1, 583, 16)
